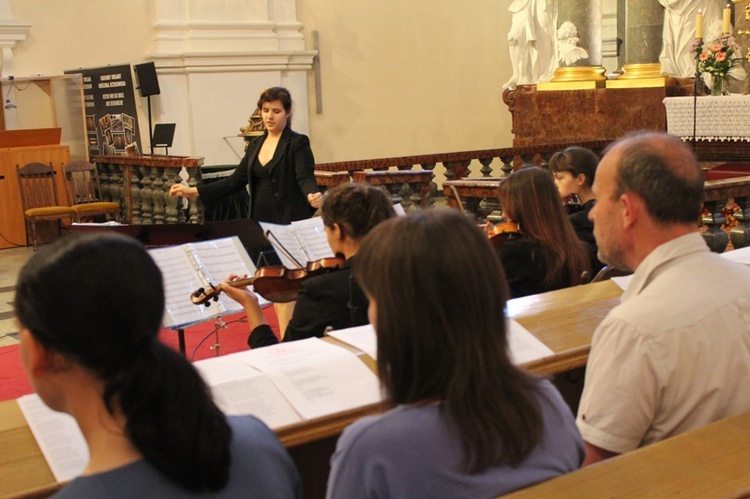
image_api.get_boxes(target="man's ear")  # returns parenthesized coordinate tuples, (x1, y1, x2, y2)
(620, 192, 641, 230)
(577, 173, 587, 187)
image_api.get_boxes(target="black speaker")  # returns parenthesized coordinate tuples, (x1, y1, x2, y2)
(134, 62, 160, 97)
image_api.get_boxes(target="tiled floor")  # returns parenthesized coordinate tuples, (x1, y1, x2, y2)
(0, 246, 33, 346)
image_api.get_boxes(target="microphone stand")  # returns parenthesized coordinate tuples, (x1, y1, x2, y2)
(692, 36, 704, 154)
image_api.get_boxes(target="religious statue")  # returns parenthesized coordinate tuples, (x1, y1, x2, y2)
(659, 0, 724, 78)
(557, 21, 588, 66)
(503, 0, 558, 89)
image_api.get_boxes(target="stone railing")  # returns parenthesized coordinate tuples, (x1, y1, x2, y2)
(314, 139, 612, 210)
(92, 154, 204, 224)
(703, 174, 750, 252)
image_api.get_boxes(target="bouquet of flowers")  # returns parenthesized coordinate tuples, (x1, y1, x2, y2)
(694, 35, 747, 94)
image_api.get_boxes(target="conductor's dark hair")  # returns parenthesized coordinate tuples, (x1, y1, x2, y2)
(258, 86, 293, 114)
(14, 233, 232, 492)
(321, 182, 397, 240)
(355, 209, 544, 473)
(548, 146, 600, 188)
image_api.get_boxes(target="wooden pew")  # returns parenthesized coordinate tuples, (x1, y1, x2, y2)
(502, 410, 750, 498)
(0, 279, 623, 499)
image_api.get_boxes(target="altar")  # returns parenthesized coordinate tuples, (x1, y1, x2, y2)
(664, 95, 750, 141)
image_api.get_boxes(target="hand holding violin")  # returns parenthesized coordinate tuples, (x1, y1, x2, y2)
(220, 274, 268, 329)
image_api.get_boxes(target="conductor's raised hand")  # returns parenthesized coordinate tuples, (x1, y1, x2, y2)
(169, 183, 199, 198)
(307, 192, 323, 209)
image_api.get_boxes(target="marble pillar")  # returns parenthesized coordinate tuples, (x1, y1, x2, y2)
(558, 0, 602, 66)
(731, 1, 750, 95)
(624, 0, 664, 65)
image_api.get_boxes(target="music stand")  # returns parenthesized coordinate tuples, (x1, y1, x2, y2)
(152, 123, 176, 156)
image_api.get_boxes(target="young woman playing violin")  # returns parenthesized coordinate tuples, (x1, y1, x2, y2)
(221, 183, 396, 348)
(497, 166, 591, 298)
(549, 146, 604, 272)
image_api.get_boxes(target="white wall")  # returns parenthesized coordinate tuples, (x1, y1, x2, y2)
(7, 0, 515, 165)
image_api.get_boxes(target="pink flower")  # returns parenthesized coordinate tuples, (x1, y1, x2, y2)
(700, 52, 709, 61)
(716, 51, 727, 61)
(709, 44, 722, 52)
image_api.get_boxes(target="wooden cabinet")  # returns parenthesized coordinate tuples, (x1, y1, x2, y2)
(0, 144, 70, 249)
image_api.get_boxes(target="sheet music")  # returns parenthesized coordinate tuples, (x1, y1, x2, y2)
(327, 324, 378, 360)
(149, 237, 263, 329)
(233, 338, 382, 421)
(290, 217, 335, 261)
(150, 245, 222, 328)
(721, 245, 750, 264)
(17, 394, 88, 483)
(260, 222, 309, 269)
(188, 237, 263, 308)
(194, 356, 302, 429)
(507, 318, 555, 365)
(611, 275, 632, 291)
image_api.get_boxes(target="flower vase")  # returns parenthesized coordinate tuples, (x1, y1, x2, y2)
(711, 76, 728, 96)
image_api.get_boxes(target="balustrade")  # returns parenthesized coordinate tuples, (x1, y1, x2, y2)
(87, 141, 750, 248)
(92, 154, 204, 225)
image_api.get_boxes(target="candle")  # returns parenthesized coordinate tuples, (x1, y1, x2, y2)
(722, 3, 731, 35)
(696, 9, 704, 39)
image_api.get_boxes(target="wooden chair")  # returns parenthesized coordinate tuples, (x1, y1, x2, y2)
(63, 160, 120, 223)
(16, 162, 75, 251)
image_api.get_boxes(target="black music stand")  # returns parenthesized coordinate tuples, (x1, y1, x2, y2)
(152, 123, 176, 156)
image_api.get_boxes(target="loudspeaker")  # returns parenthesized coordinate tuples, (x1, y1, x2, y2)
(134, 62, 160, 97)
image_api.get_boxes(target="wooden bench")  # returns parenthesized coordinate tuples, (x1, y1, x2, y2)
(502, 410, 750, 498)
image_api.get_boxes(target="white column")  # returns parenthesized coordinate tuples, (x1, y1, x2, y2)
(0, 0, 30, 129)
(149, 0, 315, 166)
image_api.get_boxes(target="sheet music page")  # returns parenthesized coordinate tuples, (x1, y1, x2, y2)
(721, 246, 750, 264)
(327, 324, 378, 360)
(149, 245, 223, 328)
(17, 394, 88, 483)
(507, 318, 555, 365)
(290, 217, 335, 261)
(259, 222, 308, 269)
(194, 356, 302, 429)
(611, 275, 633, 291)
(233, 338, 382, 421)
(393, 203, 406, 216)
(188, 237, 268, 309)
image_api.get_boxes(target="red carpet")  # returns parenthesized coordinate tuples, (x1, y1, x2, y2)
(0, 307, 279, 402)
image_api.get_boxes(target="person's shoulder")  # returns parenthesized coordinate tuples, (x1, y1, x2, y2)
(228, 414, 278, 444)
(284, 128, 310, 144)
(338, 406, 436, 453)
(302, 266, 351, 290)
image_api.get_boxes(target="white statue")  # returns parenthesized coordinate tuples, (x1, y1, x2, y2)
(659, 0, 724, 78)
(557, 21, 588, 66)
(503, 0, 558, 89)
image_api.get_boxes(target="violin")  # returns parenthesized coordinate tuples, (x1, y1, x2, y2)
(485, 221, 519, 249)
(190, 257, 345, 305)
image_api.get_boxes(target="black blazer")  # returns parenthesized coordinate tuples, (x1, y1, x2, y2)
(248, 258, 370, 348)
(198, 127, 319, 224)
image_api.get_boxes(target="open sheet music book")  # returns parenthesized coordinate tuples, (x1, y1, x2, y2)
(17, 337, 382, 485)
(327, 320, 554, 365)
(148, 236, 267, 329)
(194, 337, 382, 429)
(260, 218, 334, 269)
